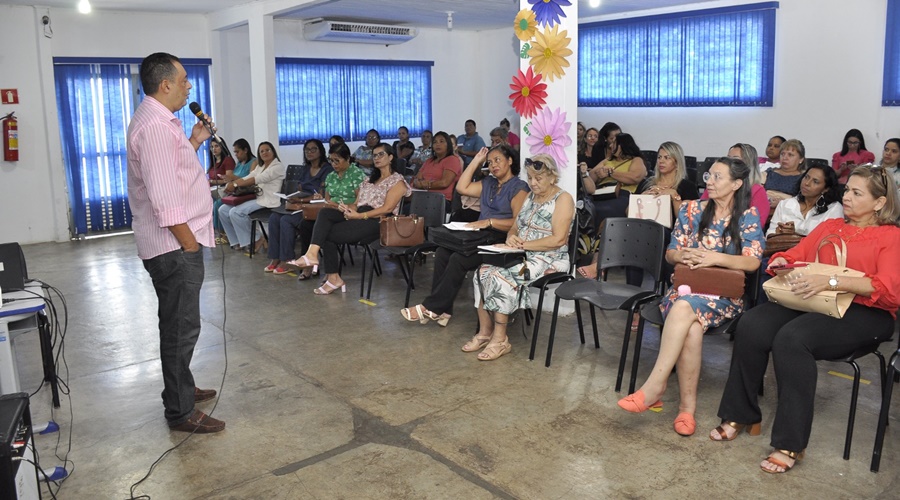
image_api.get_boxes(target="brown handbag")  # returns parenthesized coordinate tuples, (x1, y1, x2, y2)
(763, 221, 803, 257)
(672, 263, 746, 299)
(380, 214, 425, 247)
(301, 203, 325, 221)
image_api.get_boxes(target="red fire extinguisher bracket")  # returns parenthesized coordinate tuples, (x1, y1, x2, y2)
(2, 112, 18, 162)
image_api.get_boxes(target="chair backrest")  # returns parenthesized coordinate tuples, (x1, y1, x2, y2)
(282, 164, 305, 194)
(409, 191, 447, 229)
(684, 155, 698, 187)
(597, 218, 667, 284)
(640, 150, 658, 174)
(806, 157, 829, 169)
(697, 157, 717, 189)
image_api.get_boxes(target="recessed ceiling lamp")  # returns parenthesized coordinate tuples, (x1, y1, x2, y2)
(589, 0, 601, 8)
(77, 0, 92, 14)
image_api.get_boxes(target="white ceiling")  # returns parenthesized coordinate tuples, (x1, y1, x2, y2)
(0, 0, 720, 30)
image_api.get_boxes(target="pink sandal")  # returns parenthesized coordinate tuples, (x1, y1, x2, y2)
(313, 280, 346, 295)
(285, 255, 319, 273)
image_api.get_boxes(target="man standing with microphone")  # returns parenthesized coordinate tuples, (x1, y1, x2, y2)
(127, 52, 224, 433)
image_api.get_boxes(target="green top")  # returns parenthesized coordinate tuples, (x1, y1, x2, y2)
(324, 164, 367, 204)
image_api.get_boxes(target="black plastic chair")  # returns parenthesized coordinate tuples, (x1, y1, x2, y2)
(525, 214, 580, 355)
(641, 150, 658, 174)
(360, 191, 446, 303)
(248, 164, 304, 258)
(629, 268, 762, 394)
(540, 218, 667, 369)
(872, 347, 900, 472)
(697, 157, 717, 190)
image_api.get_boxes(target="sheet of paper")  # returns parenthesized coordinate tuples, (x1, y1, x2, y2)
(443, 221, 479, 231)
(477, 244, 524, 254)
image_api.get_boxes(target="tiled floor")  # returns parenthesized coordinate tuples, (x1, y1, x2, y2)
(10, 235, 900, 499)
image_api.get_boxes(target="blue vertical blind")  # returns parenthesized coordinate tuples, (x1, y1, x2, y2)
(884, 0, 900, 105)
(276, 58, 433, 144)
(54, 59, 211, 236)
(579, 2, 778, 107)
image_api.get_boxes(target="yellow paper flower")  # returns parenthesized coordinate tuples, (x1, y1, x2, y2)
(514, 9, 537, 42)
(527, 24, 572, 82)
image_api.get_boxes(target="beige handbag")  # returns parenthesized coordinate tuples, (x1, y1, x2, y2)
(762, 235, 865, 318)
(627, 194, 673, 228)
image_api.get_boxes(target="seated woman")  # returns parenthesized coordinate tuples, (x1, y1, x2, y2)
(329, 135, 345, 150)
(206, 139, 236, 241)
(401, 145, 529, 326)
(598, 122, 622, 163)
(764, 139, 807, 207)
(411, 131, 462, 212)
(408, 130, 433, 170)
(577, 127, 604, 169)
(759, 135, 785, 173)
(264, 139, 333, 275)
(767, 164, 842, 237)
(704, 143, 770, 224)
(712, 166, 900, 474)
(618, 158, 764, 437)
(588, 133, 648, 225)
(879, 138, 900, 196)
(353, 129, 380, 171)
(219, 141, 286, 252)
(832, 128, 876, 184)
(464, 155, 574, 361)
(286, 143, 410, 295)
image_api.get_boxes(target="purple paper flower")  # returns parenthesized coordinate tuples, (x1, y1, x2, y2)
(525, 107, 573, 168)
(529, 0, 571, 27)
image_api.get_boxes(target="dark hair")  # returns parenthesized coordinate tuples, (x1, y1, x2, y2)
(366, 129, 381, 142)
(233, 138, 254, 163)
(431, 131, 452, 160)
(488, 144, 520, 176)
(771, 135, 786, 143)
(304, 139, 326, 168)
(369, 143, 400, 183)
(886, 138, 900, 150)
(400, 142, 415, 152)
(698, 157, 751, 255)
(329, 143, 351, 160)
(614, 133, 641, 159)
(598, 122, 621, 159)
(208, 138, 233, 166)
(329, 135, 345, 146)
(256, 141, 279, 166)
(795, 164, 840, 215)
(500, 118, 511, 127)
(840, 129, 868, 156)
(398, 126, 409, 134)
(139, 52, 180, 96)
(465, 119, 476, 128)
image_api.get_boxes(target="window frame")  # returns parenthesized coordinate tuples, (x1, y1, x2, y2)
(884, 0, 900, 105)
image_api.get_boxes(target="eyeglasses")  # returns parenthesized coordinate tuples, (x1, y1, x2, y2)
(847, 140, 861, 146)
(702, 171, 729, 183)
(524, 158, 547, 171)
(304, 147, 318, 153)
(373, 151, 388, 159)
(366, 136, 379, 141)
(328, 157, 343, 164)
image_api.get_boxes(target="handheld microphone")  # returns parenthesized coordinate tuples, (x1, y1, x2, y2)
(189, 102, 221, 143)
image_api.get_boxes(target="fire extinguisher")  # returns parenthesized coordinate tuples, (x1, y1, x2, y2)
(2, 112, 18, 162)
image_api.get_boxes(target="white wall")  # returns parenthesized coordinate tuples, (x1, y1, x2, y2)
(577, 0, 900, 161)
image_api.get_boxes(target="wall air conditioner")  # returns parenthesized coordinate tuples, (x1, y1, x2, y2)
(303, 19, 418, 45)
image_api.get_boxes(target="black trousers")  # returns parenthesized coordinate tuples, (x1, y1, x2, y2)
(421, 247, 484, 316)
(717, 301, 894, 452)
(310, 207, 379, 275)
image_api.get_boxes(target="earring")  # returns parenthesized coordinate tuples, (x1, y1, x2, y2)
(816, 195, 827, 210)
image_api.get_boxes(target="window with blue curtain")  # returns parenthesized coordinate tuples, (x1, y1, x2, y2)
(276, 58, 433, 144)
(884, 0, 900, 105)
(54, 58, 211, 236)
(579, 2, 778, 107)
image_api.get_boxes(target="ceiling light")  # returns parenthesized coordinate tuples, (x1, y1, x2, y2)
(77, 0, 92, 14)
(589, 0, 601, 8)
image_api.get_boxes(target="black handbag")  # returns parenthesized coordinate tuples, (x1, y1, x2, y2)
(429, 226, 506, 256)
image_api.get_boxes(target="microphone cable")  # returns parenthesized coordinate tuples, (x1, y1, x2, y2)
(127, 241, 229, 500)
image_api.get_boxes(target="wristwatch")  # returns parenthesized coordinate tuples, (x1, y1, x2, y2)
(828, 275, 839, 291)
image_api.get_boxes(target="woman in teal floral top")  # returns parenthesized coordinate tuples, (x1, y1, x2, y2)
(618, 157, 764, 436)
(463, 154, 574, 361)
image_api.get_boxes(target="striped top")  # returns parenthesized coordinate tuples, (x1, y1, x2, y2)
(127, 96, 215, 260)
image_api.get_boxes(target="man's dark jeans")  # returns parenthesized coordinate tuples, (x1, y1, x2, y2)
(143, 247, 205, 426)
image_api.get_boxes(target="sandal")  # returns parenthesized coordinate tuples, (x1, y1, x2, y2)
(462, 334, 491, 352)
(436, 313, 451, 327)
(477, 339, 512, 361)
(400, 304, 438, 324)
(285, 255, 319, 273)
(760, 449, 804, 474)
(577, 265, 597, 280)
(617, 389, 663, 413)
(710, 421, 761, 442)
(297, 269, 314, 281)
(674, 412, 696, 436)
(313, 280, 346, 295)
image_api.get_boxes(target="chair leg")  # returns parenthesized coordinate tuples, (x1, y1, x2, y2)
(574, 301, 585, 345)
(627, 312, 646, 394)
(590, 305, 599, 348)
(844, 360, 862, 460)
(524, 309, 533, 327)
(249, 222, 256, 258)
(359, 247, 368, 297)
(367, 249, 378, 300)
(872, 355, 898, 472)
(616, 311, 634, 394)
(544, 296, 562, 367)
(531, 288, 546, 345)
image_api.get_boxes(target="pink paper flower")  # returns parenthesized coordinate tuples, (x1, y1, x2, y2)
(509, 67, 548, 119)
(525, 107, 573, 168)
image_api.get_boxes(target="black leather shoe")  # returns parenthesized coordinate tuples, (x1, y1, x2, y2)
(194, 387, 217, 403)
(169, 410, 225, 433)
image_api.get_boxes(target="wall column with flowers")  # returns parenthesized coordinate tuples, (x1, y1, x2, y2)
(512, 0, 578, 196)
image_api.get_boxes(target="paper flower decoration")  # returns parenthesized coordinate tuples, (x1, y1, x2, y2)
(527, 24, 572, 82)
(525, 107, 572, 168)
(528, 0, 571, 27)
(509, 67, 548, 119)
(514, 9, 538, 41)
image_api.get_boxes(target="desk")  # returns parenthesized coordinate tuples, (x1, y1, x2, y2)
(0, 284, 59, 407)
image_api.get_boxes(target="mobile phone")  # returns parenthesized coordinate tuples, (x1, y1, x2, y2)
(769, 262, 807, 274)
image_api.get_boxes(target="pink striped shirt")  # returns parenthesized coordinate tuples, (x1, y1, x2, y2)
(127, 96, 215, 259)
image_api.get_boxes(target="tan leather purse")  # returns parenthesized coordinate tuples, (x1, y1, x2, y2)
(672, 263, 746, 299)
(379, 214, 425, 247)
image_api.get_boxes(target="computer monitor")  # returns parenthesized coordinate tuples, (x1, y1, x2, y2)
(0, 243, 27, 292)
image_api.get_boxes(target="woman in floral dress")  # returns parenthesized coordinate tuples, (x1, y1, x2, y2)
(463, 154, 574, 361)
(618, 157, 765, 436)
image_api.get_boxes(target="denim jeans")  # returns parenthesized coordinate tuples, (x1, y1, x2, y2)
(219, 200, 263, 248)
(143, 247, 205, 426)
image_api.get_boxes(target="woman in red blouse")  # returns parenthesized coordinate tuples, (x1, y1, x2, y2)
(411, 131, 462, 211)
(832, 129, 876, 184)
(711, 166, 900, 474)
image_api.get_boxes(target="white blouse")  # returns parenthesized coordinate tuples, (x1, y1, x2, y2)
(766, 197, 843, 236)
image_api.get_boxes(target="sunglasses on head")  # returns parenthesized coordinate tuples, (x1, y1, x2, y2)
(524, 158, 547, 171)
